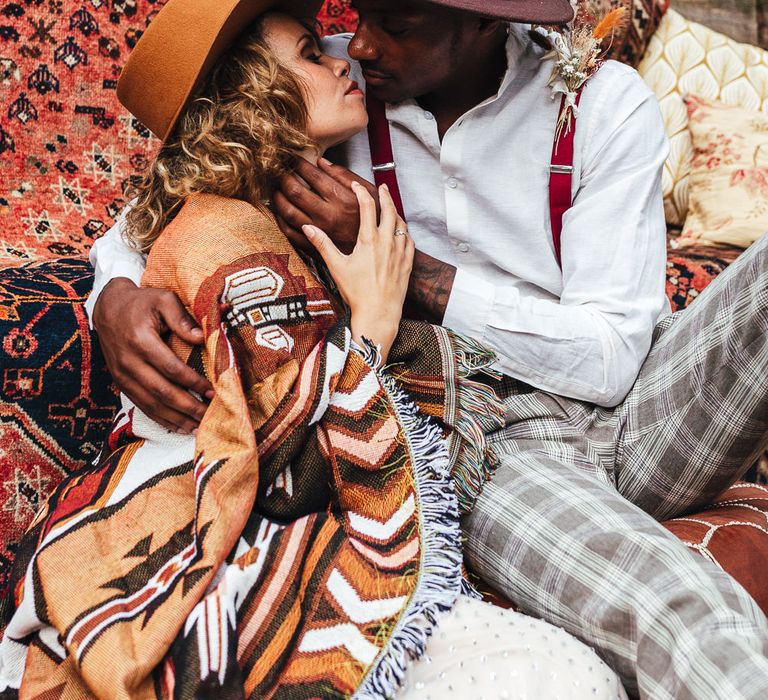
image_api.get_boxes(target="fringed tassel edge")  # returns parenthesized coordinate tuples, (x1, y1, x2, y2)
(447, 332, 507, 514)
(351, 339, 465, 700)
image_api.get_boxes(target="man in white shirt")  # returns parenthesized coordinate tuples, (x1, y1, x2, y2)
(88, 0, 768, 697)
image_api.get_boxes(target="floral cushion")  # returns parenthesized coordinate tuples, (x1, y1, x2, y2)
(676, 95, 768, 249)
(638, 9, 768, 227)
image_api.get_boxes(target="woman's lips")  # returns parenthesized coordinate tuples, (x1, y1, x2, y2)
(345, 80, 363, 96)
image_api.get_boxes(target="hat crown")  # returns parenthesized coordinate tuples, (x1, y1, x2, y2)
(117, 0, 322, 142)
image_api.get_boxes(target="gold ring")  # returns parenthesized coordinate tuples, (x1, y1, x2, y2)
(394, 228, 408, 237)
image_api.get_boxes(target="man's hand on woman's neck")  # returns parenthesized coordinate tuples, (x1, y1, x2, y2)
(297, 146, 321, 166)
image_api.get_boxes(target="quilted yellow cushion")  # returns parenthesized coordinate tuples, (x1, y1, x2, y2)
(678, 95, 768, 248)
(637, 9, 768, 226)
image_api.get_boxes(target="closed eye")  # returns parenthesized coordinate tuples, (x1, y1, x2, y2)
(298, 33, 324, 64)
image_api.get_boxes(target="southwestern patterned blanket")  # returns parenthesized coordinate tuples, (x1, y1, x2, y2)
(0, 193, 504, 699)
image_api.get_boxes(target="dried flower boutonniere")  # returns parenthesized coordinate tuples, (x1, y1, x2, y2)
(534, 4, 628, 140)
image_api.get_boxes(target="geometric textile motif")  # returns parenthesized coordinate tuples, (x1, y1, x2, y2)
(0, 1, 165, 265)
(0, 256, 118, 608)
(0, 193, 471, 697)
(638, 9, 768, 226)
(612, 0, 670, 66)
(316, 0, 358, 35)
(0, 1, 358, 266)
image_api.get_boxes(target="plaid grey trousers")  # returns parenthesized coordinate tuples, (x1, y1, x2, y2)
(462, 233, 768, 699)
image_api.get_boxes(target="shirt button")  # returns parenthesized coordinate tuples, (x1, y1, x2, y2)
(457, 242, 470, 253)
(447, 177, 458, 189)
(424, 111, 434, 120)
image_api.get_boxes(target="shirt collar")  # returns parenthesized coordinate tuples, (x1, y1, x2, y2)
(499, 23, 534, 96)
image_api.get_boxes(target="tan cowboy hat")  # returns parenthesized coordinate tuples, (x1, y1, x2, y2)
(117, 0, 322, 142)
(424, 0, 574, 24)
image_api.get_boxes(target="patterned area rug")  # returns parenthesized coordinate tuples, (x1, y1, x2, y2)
(578, 0, 670, 65)
(0, 256, 118, 601)
(665, 242, 742, 311)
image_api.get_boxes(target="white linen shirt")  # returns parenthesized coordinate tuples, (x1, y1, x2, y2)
(87, 27, 670, 407)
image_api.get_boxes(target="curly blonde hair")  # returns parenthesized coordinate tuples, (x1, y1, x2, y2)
(126, 16, 314, 252)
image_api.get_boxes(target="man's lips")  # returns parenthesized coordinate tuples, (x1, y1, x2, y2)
(361, 69, 392, 86)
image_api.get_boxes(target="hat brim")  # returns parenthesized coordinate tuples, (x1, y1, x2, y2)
(423, 0, 575, 24)
(117, 0, 323, 142)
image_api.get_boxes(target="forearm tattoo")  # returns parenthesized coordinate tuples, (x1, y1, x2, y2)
(407, 251, 457, 325)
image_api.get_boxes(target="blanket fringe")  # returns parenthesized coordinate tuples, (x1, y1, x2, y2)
(449, 332, 507, 514)
(451, 332, 500, 380)
(352, 339, 464, 700)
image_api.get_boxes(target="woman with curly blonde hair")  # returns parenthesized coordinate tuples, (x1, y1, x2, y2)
(0, 2, 625, 698)
(126, 13, 339, 254)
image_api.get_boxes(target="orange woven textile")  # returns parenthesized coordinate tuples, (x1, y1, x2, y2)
(0, 194, 509, 698)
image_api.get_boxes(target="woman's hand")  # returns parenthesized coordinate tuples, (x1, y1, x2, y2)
(303, 182, 414, 362)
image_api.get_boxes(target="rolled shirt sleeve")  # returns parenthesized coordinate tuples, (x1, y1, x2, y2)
(84, 203, 146, 327)
(443, 64, 671, 407)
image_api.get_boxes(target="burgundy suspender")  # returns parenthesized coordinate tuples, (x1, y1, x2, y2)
(364, 85, 583, 268)
(366, 92, 407, 219)
(549, 91, 583, 267)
